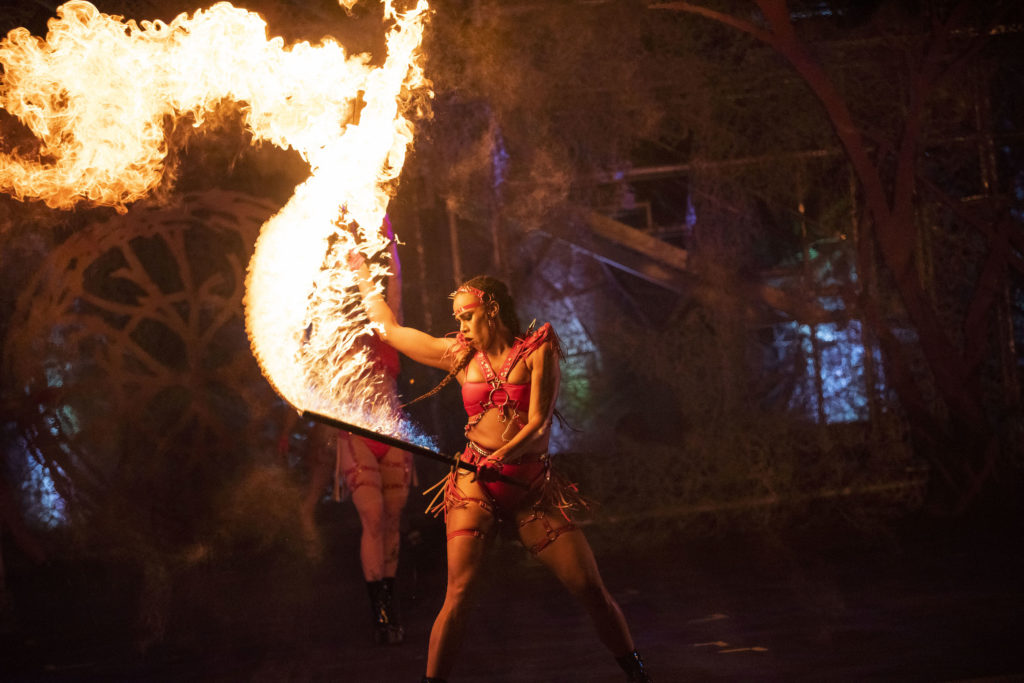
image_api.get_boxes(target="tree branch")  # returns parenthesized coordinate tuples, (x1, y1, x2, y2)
(650, 2, 774, 44)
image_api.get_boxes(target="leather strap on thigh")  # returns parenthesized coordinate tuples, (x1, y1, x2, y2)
(447, 492, 495, 517)
(343, 462, 379, 493)
(520, 508, 578, 556)
(446, 528, 487, 542)
(444, 492, 496, 543)
(379, 456, 411, 491)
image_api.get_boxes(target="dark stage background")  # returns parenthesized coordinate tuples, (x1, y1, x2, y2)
(1, 1, 1022, 680)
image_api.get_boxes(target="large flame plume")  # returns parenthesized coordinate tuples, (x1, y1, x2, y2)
(0, 1, 432, 441)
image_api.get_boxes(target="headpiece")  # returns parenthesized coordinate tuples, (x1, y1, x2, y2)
(450, 284, 489, 316)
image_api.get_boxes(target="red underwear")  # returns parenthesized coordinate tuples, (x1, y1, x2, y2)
(356, 435, 392, 461)
(461, 443, 547, 512)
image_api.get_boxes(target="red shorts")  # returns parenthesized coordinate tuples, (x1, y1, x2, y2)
(460, 443, 547, 513)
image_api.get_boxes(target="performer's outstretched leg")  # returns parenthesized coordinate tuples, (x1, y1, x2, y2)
(519, 507, 652, 681)
(424, 501, 495, 679)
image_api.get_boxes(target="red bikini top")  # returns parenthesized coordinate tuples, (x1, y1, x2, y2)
(460, 323, 556, 419)
(462, 381, 530, 417)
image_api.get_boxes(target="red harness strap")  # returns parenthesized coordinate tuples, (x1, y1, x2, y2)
(442, 490, 494, 544)
(343, 463, 377, 493)
(382, 458, 411, 491)
(519, 508, 579, 556)
(446, 528, 487, 542)
(464, 343, 531, 438)
(343, 454, 411, 493)
(463, 324, 556, 439)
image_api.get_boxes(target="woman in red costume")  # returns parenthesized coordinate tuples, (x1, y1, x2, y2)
(352, 269, 652, 682)
(280, 217, 412, 645)
(336, 334, 413, 646)
(278, 397, 411, 646)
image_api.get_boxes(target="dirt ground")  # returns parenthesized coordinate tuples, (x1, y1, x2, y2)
(2, 505, 1022, 682)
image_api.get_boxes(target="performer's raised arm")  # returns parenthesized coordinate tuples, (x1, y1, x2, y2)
(350, 255, 453, 371)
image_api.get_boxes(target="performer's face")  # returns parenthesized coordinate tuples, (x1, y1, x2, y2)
(453, 292, 492, 349)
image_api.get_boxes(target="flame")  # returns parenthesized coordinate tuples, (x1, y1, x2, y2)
(0, 1, 433, 442)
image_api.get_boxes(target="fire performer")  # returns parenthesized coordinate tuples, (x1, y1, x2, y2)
(350, 264, 652, 682)
(280, 218, 413, 645)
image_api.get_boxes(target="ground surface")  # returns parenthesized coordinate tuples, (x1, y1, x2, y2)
(2, 507, 1022, 682)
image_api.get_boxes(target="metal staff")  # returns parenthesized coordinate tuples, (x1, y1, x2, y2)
(301, 410, 528, 489)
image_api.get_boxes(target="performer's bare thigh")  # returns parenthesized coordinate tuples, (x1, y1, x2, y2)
(445, 473, 499, 541)
(342, 438, 383, 490)
(443, 502, 496, 590)
(515, 505, 593, 577)
(379, 449, 412, 504)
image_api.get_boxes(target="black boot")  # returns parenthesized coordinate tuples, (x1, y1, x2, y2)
(367, 579, 404, 645)
(366, 580, 388, 644)
(420, 678, 447, 683)
(616, 649, 652, 682)
(380, 576, 405, 644)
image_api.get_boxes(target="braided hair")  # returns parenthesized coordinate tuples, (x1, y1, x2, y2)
(465, 275, 521, 337)
(403, 275, 520, 408)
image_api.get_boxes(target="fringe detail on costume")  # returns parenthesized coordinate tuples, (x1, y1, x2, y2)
(423, 448, 462, 520)
(422, 470, 450, 519)
(511, 322, 564, 364)
(422, 457, 589, 522)
(535, 465, 590, 520)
